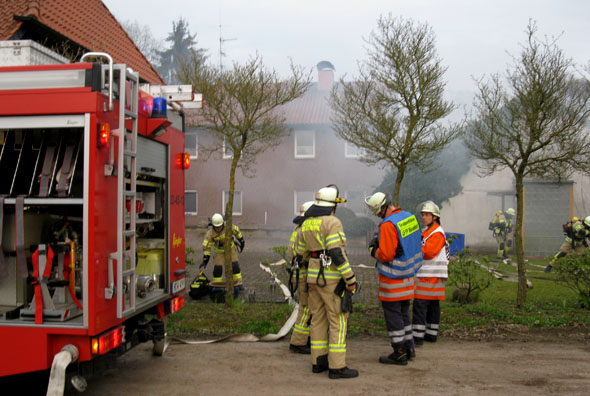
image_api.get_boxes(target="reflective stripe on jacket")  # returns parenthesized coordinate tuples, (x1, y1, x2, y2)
(417, 224, 449, 279)
(376, 211, 423, 279)
(378, 275, 415, 301)
(415, 276, 446, 300)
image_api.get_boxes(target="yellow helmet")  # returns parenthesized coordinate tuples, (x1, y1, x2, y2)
(572, 216, 579, 223)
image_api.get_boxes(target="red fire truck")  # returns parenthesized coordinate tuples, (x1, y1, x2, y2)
(0, 52, 189, 386)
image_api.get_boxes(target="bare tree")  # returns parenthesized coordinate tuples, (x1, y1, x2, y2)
(121, 19, 163, 67)
(464, 21, 590, 307)
(330, 15, 460, 206)
(178, 54, 311, 301)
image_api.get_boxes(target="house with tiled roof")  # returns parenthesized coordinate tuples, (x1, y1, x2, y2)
(0, 0, 163, 84)
(184, 61, 386, 232)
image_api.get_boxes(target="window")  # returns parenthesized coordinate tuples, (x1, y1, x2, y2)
(223, 138, 233, 159)
(222, 190, 242, 215)
(185, 190, 198, 215)
(186, 133, 198, 159)
(345, 190, 365, 215)
(294, 130, 315, 158)
(345, 142, 363, 158)
(294, 190, 316, 215)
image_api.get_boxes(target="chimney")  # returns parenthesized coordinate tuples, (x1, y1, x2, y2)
(316, 61, 335, 91)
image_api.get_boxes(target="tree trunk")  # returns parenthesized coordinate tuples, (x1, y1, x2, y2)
(392, 167, 405, 207)
(223, 154, 240, 306)
(514, 173, 527, 307)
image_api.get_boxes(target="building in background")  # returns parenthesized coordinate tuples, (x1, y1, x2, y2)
(184, 61, 385, 232)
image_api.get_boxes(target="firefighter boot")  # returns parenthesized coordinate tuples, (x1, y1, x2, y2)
(424, 334, 437, 343)
(312, 354, 329, 373)
(328, 367, 359, 379)
(405, 342, 416, 361)
(290, 344, 311, 354)
(379, 347, 408, 365)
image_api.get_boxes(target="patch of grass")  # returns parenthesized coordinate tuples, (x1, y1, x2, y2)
(168, 299, 292, 338)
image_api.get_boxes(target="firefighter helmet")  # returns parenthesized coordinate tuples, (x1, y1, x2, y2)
(497, 210, 503, 216)
(300, 201, 314, 215)
(315, 185, 346, 207)
(421, 201, 440, 218)
(506, 208, 515, 217)
(584, 216, 590, 228)
(365, 192, 390, 216)
(211, 213, 224, 227)
(573, 216, 579, 223)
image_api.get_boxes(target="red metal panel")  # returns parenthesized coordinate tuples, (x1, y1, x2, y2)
(0, 90, 101, 116)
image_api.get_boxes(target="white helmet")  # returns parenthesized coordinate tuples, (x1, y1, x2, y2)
(421, 201, 440, 218)
(365, 192, 389, 216)
(300, 201, 314, 215)
(505, 208, 515, 217)
(315, 185, 346, 207)
(584, 216, 590, 228)
(211, 213, 224, 227)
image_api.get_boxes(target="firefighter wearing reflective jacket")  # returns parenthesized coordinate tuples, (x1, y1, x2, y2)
(365, 192, 423, 366)
(200, 213, 245, 287)
(288, 201, 315, 355)
(297, 185, 359, 379)
(412, 201, 448, 345)
(545, 216, 590, 272)
(490, 208, 514, 259)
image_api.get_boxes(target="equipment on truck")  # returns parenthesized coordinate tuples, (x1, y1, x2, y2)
(0, 46, 193, 387)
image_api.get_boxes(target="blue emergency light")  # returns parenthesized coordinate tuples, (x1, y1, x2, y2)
(152, 97, 167, 118)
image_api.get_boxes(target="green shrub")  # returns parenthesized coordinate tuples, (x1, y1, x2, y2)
(448, 250, 494, 304)
(554, 251, 590, 308)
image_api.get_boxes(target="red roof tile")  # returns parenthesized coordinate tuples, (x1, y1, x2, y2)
(0, 0, 164, 84)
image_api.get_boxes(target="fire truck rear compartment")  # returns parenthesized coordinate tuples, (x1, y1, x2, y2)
(0, 125, 170, 326)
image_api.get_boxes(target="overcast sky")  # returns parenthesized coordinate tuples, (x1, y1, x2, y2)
(103, 0, 590, 109)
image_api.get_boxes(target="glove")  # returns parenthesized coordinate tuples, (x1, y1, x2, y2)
(237, 237, 245, 253)
(346, 282, 357, 294)
(199, 255, 210, 269)
(368, 235, 379, 258)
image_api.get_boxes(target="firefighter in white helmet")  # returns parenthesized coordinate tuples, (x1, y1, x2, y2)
(297, 185, 359, 379)
(545, 215, 590, 272)
(412, 201, 449, 346)
(365, 192, 423, 365)
(200, 213, 245, 289)
(288, 201, 315, 354)
(489, 208, 514, 259)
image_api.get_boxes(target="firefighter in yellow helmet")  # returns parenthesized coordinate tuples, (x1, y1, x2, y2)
(297, 185, 359, 379)
(288, 201, 315, 354)
(489, 208, 514, 259)
(200, 213, 245, 289)
(545, 216, 590, 272)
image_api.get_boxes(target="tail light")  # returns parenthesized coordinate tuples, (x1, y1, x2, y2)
(176, 153, 190, 170)
(170, 295, 185, 313)
(98, 123, 110, 148)
(91, 326, 124, 355)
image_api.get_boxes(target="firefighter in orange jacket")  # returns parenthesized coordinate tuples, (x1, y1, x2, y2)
(365, 192, 423, 365)
(288, 201, 314, 354)
(298, 185, 359, 379)
(412, 201, 449, 345)
(200, 213, 245, 287)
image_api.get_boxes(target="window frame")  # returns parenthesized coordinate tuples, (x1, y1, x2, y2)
(186, 133, 198, 159)
(344, 142, 363, 159)
(222, 190, 243, 216)
(184, 190, 198, 215)
(222, 137, 233, 159)
(294, 130, 316, 159)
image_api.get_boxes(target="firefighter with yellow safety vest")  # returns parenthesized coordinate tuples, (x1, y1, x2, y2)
(365, 192, 423, 365)
(489, 208, 514, 259)
(545, 216, 590, 273)
(412, 201, 449, 345)
(200, 213, 245, 288)
(297, 185, 359, 379)
(288, 201, 315, 354)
